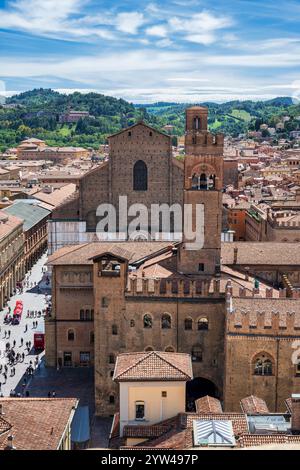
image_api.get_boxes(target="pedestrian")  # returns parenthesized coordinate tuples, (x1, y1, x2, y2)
(52, 390, 56, 398)
(47, 391, 51, 398)
(24, 324, 28, 333)
(20, 338, 23, 347)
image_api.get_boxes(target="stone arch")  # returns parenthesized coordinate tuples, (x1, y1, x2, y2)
(190, 163, 217, 190)
(186, 377, 219, 411)
(252, 351, 274, 376)
(197, 317, 209, 331)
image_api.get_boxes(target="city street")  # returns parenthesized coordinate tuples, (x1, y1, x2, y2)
(0, 253, 48, 396)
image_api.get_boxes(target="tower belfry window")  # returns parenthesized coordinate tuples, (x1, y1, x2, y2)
(194, 117, 200, 130)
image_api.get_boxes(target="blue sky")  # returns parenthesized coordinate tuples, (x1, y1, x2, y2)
(1, 0, 300, 103)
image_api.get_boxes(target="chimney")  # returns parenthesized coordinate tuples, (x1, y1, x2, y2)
(291, 395, 300, 433)
(233, 247, 238, 264)
(6, 435, 15, 450)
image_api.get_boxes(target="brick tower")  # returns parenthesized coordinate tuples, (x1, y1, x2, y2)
(178, 106, 224, 276)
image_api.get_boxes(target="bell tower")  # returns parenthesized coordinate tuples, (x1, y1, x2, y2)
(178, 106, 224, 276)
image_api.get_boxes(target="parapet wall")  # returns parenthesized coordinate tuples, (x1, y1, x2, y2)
(267, 212, 300, 228)
(126, 276, 222, 298)
(225, 282, 300, 333)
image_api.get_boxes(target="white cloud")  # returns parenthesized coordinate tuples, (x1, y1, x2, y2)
(169, 11, 233, 34)
(168, 10, 233, 45)
(115, 12, 145, 34)
(184, 33, 216, 45)
(156, 38, 173, 48)
(0, 0, 115, 41)
(146, 25, 168, 37)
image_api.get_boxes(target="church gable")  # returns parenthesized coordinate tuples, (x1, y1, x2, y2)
(108, 121, 170, 143)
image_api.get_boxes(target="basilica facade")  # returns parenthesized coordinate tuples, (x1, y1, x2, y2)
(45, 107, 300, 415)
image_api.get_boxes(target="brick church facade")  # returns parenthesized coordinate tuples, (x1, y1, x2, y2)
(45, 107, 300, 416)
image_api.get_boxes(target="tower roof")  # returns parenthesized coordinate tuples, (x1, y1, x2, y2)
(186, 106, 208, 112)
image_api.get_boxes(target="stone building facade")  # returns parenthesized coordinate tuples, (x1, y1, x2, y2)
(46, 107, 300, 416)
(0, 210, 24, 309)
(4, 201, 50, 272)
(49, 121, 184, 254)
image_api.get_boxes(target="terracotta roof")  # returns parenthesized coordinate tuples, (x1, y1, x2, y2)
(238, 434, 300, 448)
(123, 423, 174, 438)
(0, 398, 78, 450)
(48, 241, 173, 266)
(221, 242, 300, 266)
(240, 396, 269, 414)
(195, 396, 223, 414)
(0, 210, 23, 241)
(113, 351, 193, 382)
(125, 412, 248, 449)
(34, 183, 76, 208)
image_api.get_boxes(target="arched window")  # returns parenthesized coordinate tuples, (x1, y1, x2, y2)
(143, 314, 152, 329)
(193, 116, 200, 130)
(112, 324, 118, 335)
(200, 173, 207, 190)
(184, 318, 193, 330)
(68, 329, 75, 341)
(133, 160, 148, 191)
(145, 346, 154, 352)
(198, 318, 209, 331)
(253, 354, 274, 376)
(109, 354, 115, 364)
(161, 313, 171, 329)
(208, 174, 216, 190)
(165, 346, 175, 352)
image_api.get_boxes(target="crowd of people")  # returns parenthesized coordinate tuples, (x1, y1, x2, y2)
(0, 266, 48, 398)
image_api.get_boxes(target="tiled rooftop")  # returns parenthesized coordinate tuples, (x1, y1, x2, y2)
(0, 398, 78, 450)
(113, 351, 193, 382)
(240, 395, 269, 414)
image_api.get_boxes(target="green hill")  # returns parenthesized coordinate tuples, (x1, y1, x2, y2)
(0, 89, 299, 152)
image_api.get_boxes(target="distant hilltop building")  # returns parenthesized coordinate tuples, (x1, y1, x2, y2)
(59, 110, 91, 124)
(163, 124, 174, 135)
(16, 138, 90, 164)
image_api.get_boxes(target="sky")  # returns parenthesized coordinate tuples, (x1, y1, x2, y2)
(1, 0, 300, 103)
